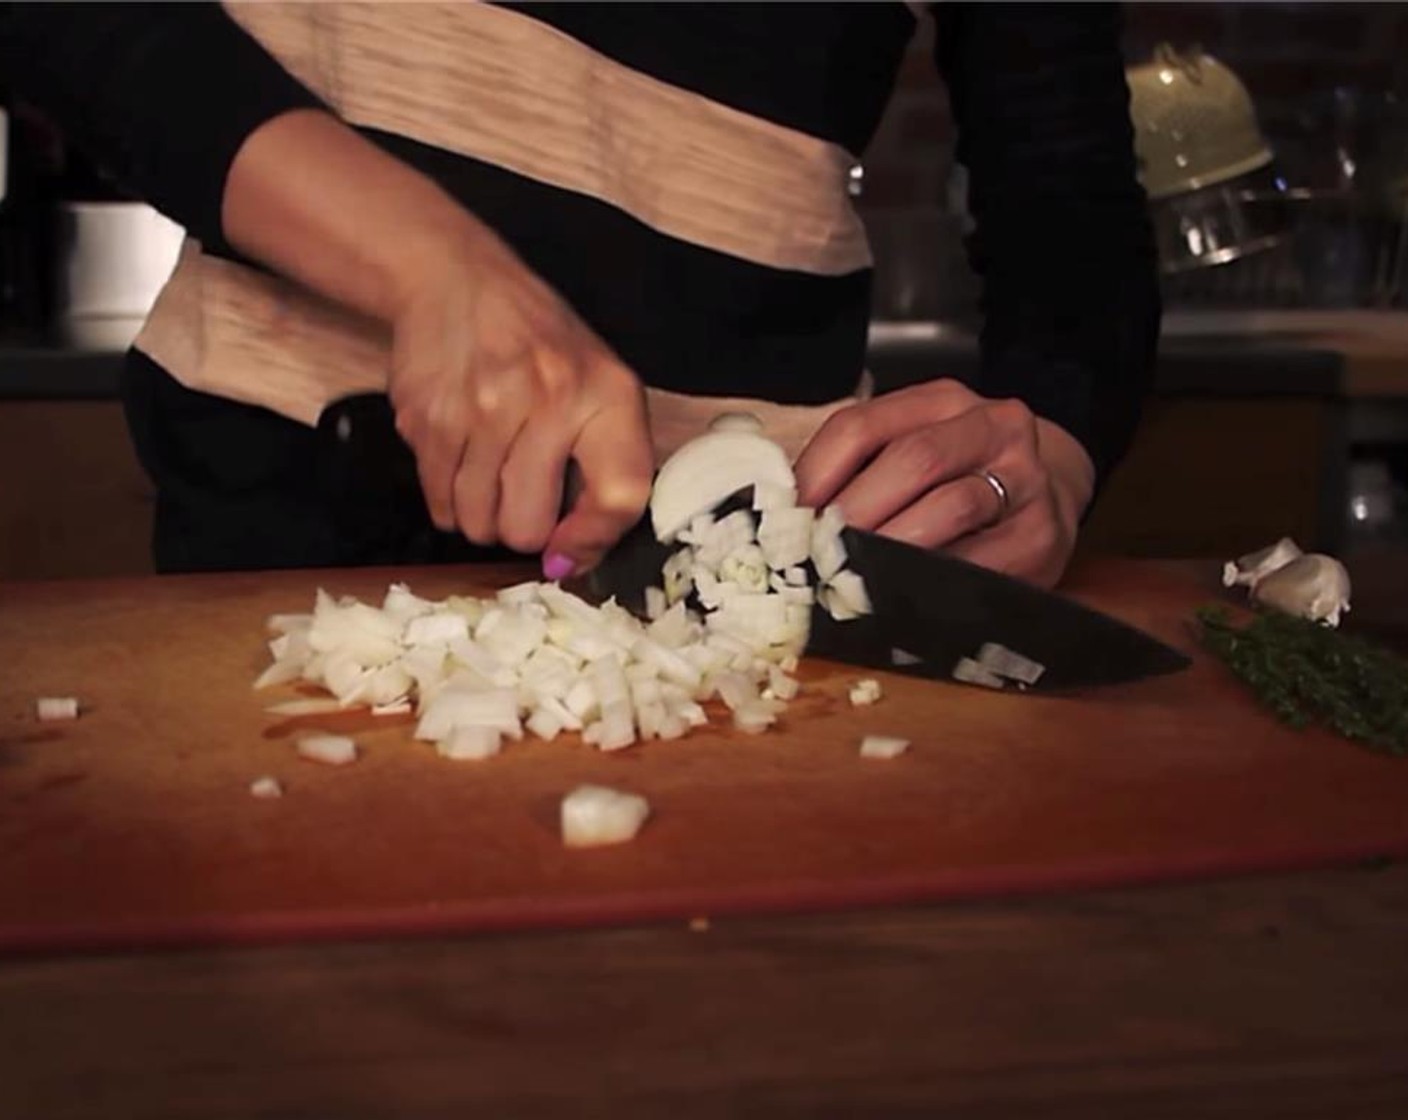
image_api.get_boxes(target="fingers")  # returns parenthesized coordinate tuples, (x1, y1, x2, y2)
(451, 376, 530, 544)
(942, 500, 1072, 589)
(498, 420, 573, 554)
(794, 380, 977, 508)
(544, 386, 653, 575)
(399, 397, 465, 532)
(829, 409, 1004, 531)
(876, 470, 1017, 549)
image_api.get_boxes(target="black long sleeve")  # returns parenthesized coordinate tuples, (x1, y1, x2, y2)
(0, 1, 323, 250)
(933, 2, 1160, 487)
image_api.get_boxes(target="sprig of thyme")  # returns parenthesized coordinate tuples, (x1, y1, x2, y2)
(1195, 605, 1408, 757)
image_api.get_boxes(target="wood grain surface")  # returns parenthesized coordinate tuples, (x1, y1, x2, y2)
(2, 864, 1405, 1118)
(2, 559, 1406, 954)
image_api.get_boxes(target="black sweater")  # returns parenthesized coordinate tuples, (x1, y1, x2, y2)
(0, 1, 1160, 485)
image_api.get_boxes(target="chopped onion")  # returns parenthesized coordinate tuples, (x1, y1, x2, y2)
(438, 725, 502, 761)
(249, 775, 284, 799)
(810, 505, 848, 581)
(265, 697, 344, 717)
(859, 735, 910, 760)
(975, 643, 1046, 686)
(561, 784, 651, 848)
(35, 696, 79, 722)
(848, 678, 883, 706)
(952, 657, 1007, 691)
(296, 734, 359, 766)
(256, 429, 876, 764)
(756, 507, 814, 570)
(752, 480, 798, 512)
(824, 569, 873, 619)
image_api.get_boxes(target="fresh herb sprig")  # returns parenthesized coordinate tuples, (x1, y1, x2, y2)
(1195, 605, 1408, 757)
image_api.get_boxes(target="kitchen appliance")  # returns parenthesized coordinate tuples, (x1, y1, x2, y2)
(1126, 44, 1288, 275)
(52, 200, 183, 348)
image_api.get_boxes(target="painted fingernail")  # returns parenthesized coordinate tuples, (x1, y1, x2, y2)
(543, 552, 576, 582)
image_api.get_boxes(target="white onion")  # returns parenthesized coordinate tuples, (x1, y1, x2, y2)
(561, 784, 651, 848)
(975, 643, 1046, 686)
(249, 775, 284, 799)
(296, 734, 359, 766)
(859, 735, 909, 760)
(952, 657, 1007, 691)
(35, 696, 79, 722)
(438, 725, 502, 761)
(848, 679, 883, 706)
(253, 422, 900, 766)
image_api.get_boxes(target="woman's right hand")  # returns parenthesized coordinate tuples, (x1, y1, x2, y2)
(385, 223, 652, 578)
(223, 110, 652, 577)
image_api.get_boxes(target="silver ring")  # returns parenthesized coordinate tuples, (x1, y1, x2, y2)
(973, 468, 1010, 526)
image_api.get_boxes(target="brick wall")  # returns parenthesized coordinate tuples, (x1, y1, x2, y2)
(859, 2, 1408, 211)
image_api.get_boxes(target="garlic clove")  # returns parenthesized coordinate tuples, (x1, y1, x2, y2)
(1251, 553, 1352, 627)
(1222, 536, 1303, 590)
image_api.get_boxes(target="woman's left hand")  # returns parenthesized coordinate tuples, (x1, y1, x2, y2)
(793, 380, 1096, 589)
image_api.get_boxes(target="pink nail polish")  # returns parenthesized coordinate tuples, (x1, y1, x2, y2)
(543, 552, 576, 582)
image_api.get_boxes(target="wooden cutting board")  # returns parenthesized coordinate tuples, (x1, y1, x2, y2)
(1, 559, 1405, 955)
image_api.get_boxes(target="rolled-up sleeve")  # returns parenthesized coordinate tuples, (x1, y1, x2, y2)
(933, 2, 1160, 489)
(0, 1, 325, 249)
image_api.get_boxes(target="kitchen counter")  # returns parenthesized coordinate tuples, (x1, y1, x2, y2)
(2, 313, 1406, 577)
(2, 556, 1405, 1117)
(3, 863, 1405, 1119)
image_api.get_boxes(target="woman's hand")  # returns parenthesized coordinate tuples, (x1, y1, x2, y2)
(223, 110, 652, 576)
(386, 227, 652, 575)
(793, 380, 1096, 588)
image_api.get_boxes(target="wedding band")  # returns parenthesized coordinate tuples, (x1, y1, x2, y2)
(973, 468, 1010, 525)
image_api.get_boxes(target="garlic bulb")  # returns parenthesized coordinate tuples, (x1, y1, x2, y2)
(1251, 553, 1352, 627)
(1222, 537, 1303, 590)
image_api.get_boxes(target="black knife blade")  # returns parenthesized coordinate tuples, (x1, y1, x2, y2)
(582, 494, 1190, 693)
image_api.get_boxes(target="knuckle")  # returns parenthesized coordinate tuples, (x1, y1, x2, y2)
(892, 429, 951, 485)
(536, 350, 580, 399)
(930, 378, 974, 403)
(990, 398, 1036, 437)
(471, 381, 507, 416)
(595, 472, 652, 518)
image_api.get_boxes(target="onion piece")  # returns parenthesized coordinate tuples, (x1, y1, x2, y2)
(35, 696, 79, 722)
(266, 697, 345, 717)
(848, 678, 883, 706)
(561, 784, 651, 848)
(438, 725, 502, 761)
(822, 569, 873, 621)
(975, 643, 1046, 686)
(952, 658, 1007, 691)
(249, 775, 284, 799)
(650, 428, 795, 543)
(859, 735, 910, 760)
(810, 505, 848, 581)
(296, 734, 359, 766)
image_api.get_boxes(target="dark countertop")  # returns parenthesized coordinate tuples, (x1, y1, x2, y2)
(866, 321, 1346, 399)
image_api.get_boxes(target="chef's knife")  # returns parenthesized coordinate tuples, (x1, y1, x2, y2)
(581, 493, 1191, 693)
